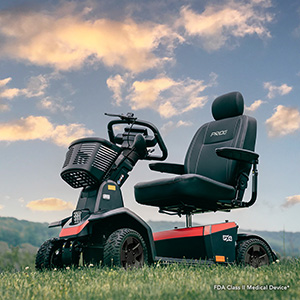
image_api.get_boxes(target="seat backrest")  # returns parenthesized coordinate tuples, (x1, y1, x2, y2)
(184, 92, 257, 186)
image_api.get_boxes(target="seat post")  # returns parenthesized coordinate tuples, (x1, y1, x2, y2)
(186, 213, 192, 228)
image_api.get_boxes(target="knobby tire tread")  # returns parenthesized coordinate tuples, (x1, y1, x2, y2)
(103, 228, 148, 268)
(35, 238, 60, 270)
(236, 238, 273, 267)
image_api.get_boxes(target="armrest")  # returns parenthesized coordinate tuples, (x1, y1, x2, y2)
(216, 147, 259, 164)
(149, 162, 185, 175)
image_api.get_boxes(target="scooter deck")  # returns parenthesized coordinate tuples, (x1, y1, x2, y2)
(155, 256, 215, 265)
(153, 222, 238, 263)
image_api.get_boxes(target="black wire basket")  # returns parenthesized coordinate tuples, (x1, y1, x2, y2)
(61, 138, 121, 188)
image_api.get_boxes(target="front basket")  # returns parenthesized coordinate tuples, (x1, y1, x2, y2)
(61, 138, 121, 188)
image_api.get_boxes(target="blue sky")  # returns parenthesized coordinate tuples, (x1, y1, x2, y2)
(0, 0, 299, 232)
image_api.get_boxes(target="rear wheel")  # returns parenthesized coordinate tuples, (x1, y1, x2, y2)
(35, 238, 63, 270)
(236, 238, 273, 268)
(103, 228, 148, 269)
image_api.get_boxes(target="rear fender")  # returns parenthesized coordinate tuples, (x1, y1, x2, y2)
(237, 233, 278, 261)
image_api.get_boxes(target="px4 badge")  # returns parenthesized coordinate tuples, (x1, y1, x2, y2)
(222, 235, 233, 242)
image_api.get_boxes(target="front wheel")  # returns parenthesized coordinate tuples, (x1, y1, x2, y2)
(35, 238, 63, 270)
(103, 228, 148, 269)
(236, 238, 273, 268)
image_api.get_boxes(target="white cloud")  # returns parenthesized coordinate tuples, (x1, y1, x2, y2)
(265, 105, 300, 137)
(176, 120, 193, 127)
(0, 116, 53, 141)
(119, 72, 217, 118)
(264, 82, 293, 99)
(0, 115, 94, 147)
(158, 101, 178, 119)
(51, 123, 94, 147)
(282, 195, 300, 208)
(0, 78, 12, 110)
(38, 96, 74, 113)
(179, 0, 273, 51)
(23, 74, 49, 98)
(161, 120, 193, 135)
(108, 73, 216, 117)
(106, 74, 127, 106)
(129, 76, 176, 110)
(0, 77, 12, 87)
(0, 1, 273, 73)
(0, 74, 49, 100)
(245, 99, 265, 112)
(0, 88, 21, 99)
(0, 73, 73, 113)
(0, 104, 9, 112)
(26, 197, 74, 211)
(0, 78, 22, 102)
(0, 7, 180, 72)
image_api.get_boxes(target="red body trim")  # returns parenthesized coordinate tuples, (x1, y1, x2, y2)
(153, 226, 204, 241)
(59, 220, 89, 238)
(210, 222, 236, 234)
(153, 222, 237, 241)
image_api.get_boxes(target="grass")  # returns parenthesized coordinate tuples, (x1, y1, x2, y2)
(0, 259, 299, 300)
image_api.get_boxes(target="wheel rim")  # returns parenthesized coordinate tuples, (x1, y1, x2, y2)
(245, 244, 269, 267)
(120, 236, 144, 268)
(50, 248, 62, 268)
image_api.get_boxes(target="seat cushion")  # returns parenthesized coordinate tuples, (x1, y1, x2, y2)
(134, 174, 236, 210)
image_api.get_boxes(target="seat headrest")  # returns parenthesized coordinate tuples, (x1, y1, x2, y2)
(212, 92, 244, 120)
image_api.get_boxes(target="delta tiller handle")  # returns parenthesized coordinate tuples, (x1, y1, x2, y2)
(106, 113, 168, 161)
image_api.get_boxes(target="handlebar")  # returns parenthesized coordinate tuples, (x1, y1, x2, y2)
(106, 113, 168, 161)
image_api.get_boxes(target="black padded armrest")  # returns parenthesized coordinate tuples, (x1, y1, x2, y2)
(149, 162, 185, 174)
(216, 147, 259, 164)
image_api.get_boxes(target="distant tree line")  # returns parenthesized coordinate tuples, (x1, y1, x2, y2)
(0, 217, 59, 271)
(0, 217, 59, 247)
(0, 242, 36, 271)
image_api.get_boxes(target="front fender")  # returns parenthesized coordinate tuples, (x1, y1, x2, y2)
(88, 207, 156, 263)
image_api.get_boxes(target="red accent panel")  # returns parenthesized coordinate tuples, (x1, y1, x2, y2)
(153, 222, 237, 241)
(153, 226, 204, 241)
(59, 220, 89, 238)
(210, 222, 236, 234)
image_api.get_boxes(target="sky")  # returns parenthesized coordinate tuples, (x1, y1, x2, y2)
(0, 0, 299, 232)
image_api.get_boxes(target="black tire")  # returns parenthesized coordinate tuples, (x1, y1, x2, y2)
(103, 228, 148, 269)
(236, 238, 273, 268)
(35, 238, 63, 270)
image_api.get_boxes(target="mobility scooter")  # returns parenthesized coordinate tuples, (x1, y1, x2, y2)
(36, 91, 277, 269)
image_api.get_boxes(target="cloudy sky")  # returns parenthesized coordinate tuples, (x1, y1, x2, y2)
(0, 0, 299, 232)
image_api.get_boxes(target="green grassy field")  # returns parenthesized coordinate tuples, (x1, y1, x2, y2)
(0, 260, 299, 300)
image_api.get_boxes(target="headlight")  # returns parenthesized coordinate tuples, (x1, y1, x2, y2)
(72, 210, 82, 224)
(72, 209, 90, 225)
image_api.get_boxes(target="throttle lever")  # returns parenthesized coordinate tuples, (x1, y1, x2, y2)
(105, 112, 137, 123)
